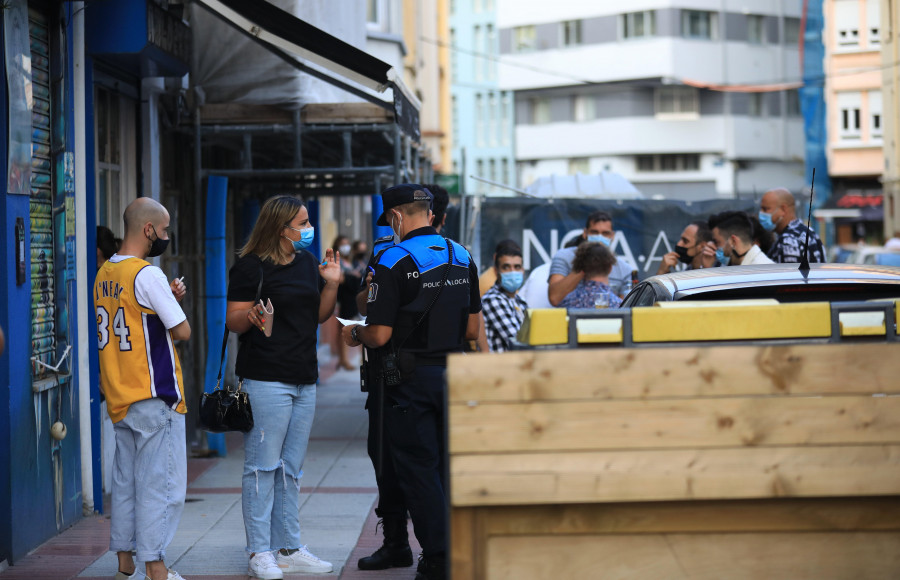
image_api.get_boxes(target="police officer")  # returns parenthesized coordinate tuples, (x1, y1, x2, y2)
(343, 184, 482, 580)
(352, 228, 414, 574)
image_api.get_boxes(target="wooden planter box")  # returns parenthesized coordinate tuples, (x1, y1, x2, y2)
(447, 343, 900, 579)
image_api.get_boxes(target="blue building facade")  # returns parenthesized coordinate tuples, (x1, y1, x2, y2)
(0, 0, 190, 565)
(450, 0, 515, 194)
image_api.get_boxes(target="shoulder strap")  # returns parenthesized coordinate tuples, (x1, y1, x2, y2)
(217, 263, 264, 388)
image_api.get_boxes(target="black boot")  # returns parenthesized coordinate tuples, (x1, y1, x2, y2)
(414, 553, 446, 580)
(357, 516, 414, 570)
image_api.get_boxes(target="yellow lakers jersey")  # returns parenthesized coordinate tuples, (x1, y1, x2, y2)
(94, 258, 186, 422)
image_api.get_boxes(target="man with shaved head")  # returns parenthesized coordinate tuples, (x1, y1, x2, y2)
(759, 187, 826, 263)
(95, 197, 191, 580)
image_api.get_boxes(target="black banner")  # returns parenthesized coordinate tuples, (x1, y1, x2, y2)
(466, 197, 756, 280)
(392, 83, 420, 143)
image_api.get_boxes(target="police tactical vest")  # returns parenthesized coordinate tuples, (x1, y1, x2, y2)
(385, 234, 472, 357)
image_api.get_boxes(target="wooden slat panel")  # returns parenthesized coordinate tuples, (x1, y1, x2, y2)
(461, 498, 900, 536)
(450, 396, 900, 454)
(487, 534, 688, 580)
(451, 508, 476, 580)
(450, 445, 900, 506)
(485, 533, 900, 580)
(447, 343, 900, 403)
(300, 102, 393, 124)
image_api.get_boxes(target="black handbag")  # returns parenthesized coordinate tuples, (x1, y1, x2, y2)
(198, 266, 262, 433)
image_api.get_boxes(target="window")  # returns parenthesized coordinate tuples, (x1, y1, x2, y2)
(452, 95, 459, 146)
(748, 15, 765, 44)
(488, 93, 498, 145)
(655, 86, 699, 117)
(562, 20, 582, 47)
(869, 90, 883, 140)
(502, 158, 509, 186)
(367, 0, 388, 31)
(835, 0, 860, 47)
(476, 93, 485, 145)
(484, 0, 494, 11)
(501, 93, 511, 144)
(486, 24, 497, 80)
(474, 26, 482, 81)
(532, 97, 551, 124)
(636, 154, 700, 172)
(568, 158, 590, 175)
(787, 89, 801, 116)
(450, 28, 457, 82)
(784, 18, 801, 44)
(514, 25, 537, 53)
(867, 0, 880, 45)
(838, 91, 862, 139)
(573, 95, 596, 122)
(682, 10, 716, 40)
(749, 93, 764, 117)
(621, 11, 656, 39)
(476, 159, 484, 180)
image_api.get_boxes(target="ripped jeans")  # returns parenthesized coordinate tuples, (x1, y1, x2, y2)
(241, 379, 317, 554)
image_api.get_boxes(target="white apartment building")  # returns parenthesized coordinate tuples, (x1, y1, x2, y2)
(497, 0, 807, 200)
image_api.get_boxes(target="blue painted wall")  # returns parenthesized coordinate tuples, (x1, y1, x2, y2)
(1, 3, 87, 563)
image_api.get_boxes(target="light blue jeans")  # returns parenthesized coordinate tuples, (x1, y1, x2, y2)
(109, 398, 187, 563)
(241, 379, 317, 554)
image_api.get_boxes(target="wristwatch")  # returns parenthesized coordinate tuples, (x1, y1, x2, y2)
(351, 325, 361, 344)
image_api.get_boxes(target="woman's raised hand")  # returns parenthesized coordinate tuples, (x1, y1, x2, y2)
(319, 247, 342, 283)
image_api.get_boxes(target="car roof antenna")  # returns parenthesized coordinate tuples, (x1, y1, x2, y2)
(799, 168, 815, 275)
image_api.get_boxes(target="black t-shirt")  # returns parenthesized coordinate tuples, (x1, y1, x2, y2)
(227, 252, 323, 384)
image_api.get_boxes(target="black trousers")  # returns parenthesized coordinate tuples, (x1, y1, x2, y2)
(383, 365, 447, 558)
(366, 384, 407, 519)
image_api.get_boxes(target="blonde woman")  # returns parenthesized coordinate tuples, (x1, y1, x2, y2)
(225, 196, 341, 579)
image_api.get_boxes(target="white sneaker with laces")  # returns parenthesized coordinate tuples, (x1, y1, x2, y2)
(165, 571, 187, 580)
(276, 546, 333, 574)
(248, 551, 284, 580)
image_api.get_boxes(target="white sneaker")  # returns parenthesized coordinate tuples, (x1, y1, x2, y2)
(276, 546, 333, 574)
(114, 570, 145, 580)
(248, 552, 284, 580)
(165, 571, 186, 580)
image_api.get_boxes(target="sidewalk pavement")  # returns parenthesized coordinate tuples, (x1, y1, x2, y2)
(0, 362, 422, 580)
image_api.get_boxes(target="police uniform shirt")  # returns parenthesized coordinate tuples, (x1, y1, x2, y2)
(366, 226, 482, 359)
(94, 254, 187, 423)
(359, 235, 396, 290)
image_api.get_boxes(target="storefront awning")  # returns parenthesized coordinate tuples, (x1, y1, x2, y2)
(193, 0, 421, 141)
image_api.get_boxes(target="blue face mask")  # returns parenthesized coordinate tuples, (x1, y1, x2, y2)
(500, 271, 524, 293)
(285, 226, 315, 252)
(715, 247, 731, 266)
(758, 211, 776, 232)
(587, 234, 611, 246)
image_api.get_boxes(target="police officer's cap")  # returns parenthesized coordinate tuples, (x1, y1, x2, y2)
(377, 184, 433, 226)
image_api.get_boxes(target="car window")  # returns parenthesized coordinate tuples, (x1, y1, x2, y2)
(622, 282, 660, 307)
(876, 253, 900, 267)
(677, 283, 900, 303)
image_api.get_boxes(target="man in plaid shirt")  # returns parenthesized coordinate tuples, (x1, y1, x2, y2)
(482, 240, 528, 352)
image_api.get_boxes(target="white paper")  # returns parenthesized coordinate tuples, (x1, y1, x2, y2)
(337, 317, 366, 327)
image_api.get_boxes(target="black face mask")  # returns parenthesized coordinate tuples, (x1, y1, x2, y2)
(675, 245, 693, 264)
(148, 225, 170, 258)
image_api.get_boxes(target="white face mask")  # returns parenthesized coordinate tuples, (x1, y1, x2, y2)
(391, 212, 402, 243)
(338, 243, 351, 256)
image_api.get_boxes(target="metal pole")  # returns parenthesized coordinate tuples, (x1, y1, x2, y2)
(74, 0, 94, 515)
(293, 110, 303, 168)
(393, 124, 402, 186)
(194, 107, 208, 451)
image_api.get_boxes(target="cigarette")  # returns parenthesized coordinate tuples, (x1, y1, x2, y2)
(178, 276, 185, 283)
